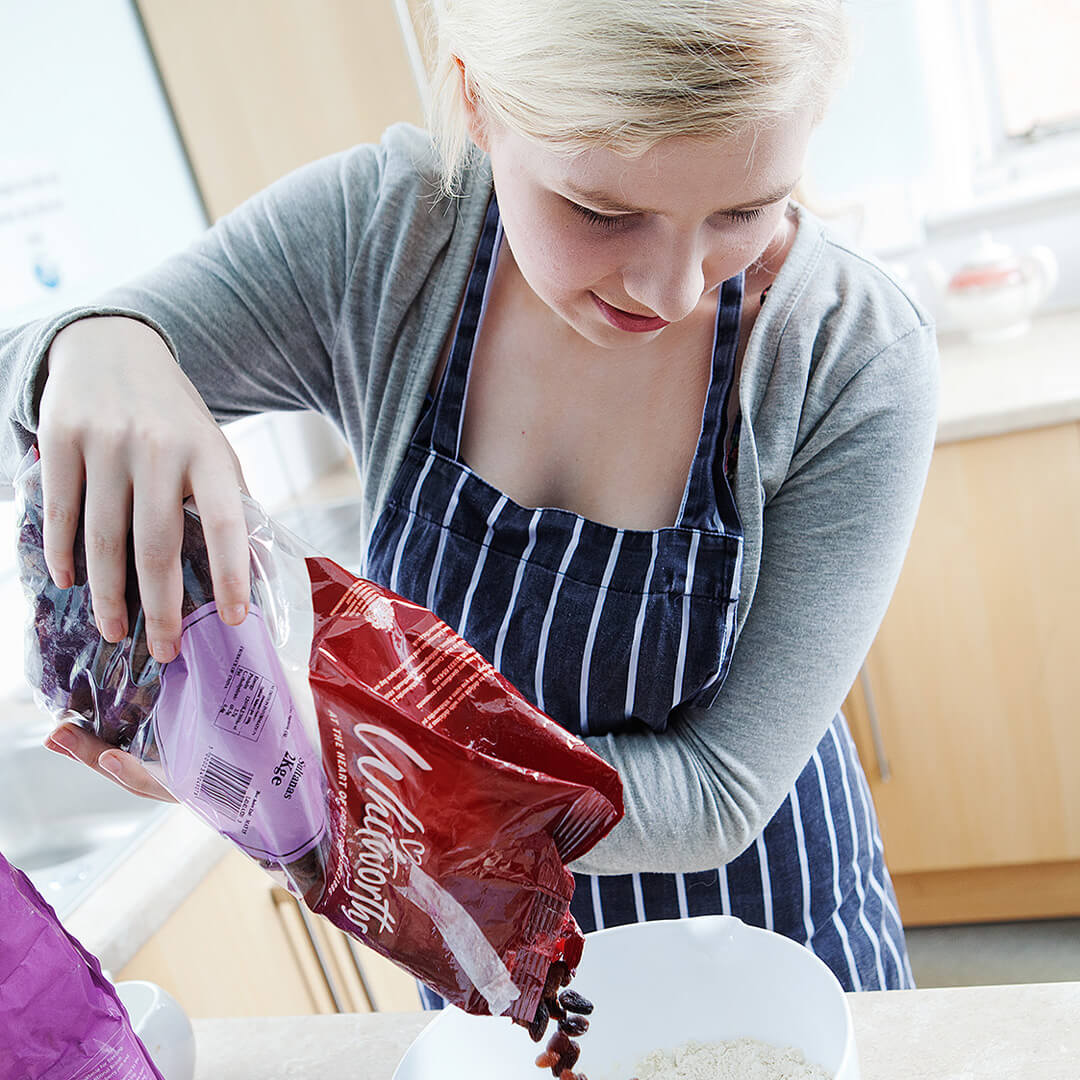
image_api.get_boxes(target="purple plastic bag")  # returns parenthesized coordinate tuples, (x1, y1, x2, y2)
(0, 850, 165, 1080)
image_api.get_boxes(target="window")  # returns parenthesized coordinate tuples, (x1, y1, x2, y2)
(944, 0, 1080, 196)
(984, 0, 1080, 142)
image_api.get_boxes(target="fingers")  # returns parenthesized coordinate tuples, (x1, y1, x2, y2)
(131, 462, 186, 663)
(37, 430, 85, 591)
(57, 435, 248, 657)
(81, 444, 134, 643)
(97, 748, 177, 802)
(36, 318, 251, 652)
(190, 459, 251, 626)
(44, 723, 178, 803)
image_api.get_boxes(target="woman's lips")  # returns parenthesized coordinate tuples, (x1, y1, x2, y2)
(591, 293, 670, 333)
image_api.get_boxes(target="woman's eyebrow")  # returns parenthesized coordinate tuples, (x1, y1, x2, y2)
(561, 180, 798, 215)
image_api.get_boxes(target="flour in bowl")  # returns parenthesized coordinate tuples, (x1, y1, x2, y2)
(630, 1037, 831, 1080)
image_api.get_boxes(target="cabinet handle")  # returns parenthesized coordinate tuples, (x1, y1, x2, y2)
(344, 937, 379, 1011)
(858, 664, 892, 782)
(296, 902, 348, 1013)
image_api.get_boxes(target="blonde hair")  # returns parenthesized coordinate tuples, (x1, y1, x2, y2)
(422, 0, 849, 195)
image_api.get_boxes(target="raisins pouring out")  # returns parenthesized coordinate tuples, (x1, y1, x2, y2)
(523, 960, 596, 1080)
(528, 1001, 551, 1043)
(558, 990, 593, 1015)
(558, 1014, 589, 1037)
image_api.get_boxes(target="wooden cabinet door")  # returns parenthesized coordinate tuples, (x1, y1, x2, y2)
(117, 849, 320, 1017)
(136, 0, 425, 219)
(844, 423, 1080, 880)
(118, 848, 421, 1017)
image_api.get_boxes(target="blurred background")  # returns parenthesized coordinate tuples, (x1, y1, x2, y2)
(0, 0, 1077, 1018)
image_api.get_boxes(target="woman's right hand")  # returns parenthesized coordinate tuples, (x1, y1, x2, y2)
(37, 314, 252, 795)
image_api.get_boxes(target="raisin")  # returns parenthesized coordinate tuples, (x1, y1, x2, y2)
(546, 1031, 573, 1058)
(559, 1071, 576, 1080)
(544, 961, 568, 998)
(535, 1051, 559, 1070)
(557, 989, 594, 1015)
(528, 1000, 550, 1043)
(546, 994, 566, 1020)
(558, 1015, 589, 1036)
(557, 1040, 581, 1072)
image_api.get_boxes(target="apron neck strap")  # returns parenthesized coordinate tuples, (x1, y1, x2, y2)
(425, 194, 502, 459)
(677, 270, 744, 527)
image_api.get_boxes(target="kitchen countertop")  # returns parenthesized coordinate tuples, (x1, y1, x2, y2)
(189, 982, 1080, 1079)
(64, 807, 230, 975)
(936, 307, 1080, 443)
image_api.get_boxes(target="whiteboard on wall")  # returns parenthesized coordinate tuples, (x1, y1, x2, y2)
(0, 1, 349, 516)
(0, 0, 208, 328)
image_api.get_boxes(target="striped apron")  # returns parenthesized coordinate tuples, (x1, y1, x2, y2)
(365, 196, 913, 1005)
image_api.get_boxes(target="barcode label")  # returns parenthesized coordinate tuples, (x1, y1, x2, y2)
(195, 752, 253, 819)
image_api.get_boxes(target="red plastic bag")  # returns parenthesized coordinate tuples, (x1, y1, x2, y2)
(16, 448, 623, 1021)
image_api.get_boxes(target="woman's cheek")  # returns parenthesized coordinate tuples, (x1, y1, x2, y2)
(709, 227, 774, 282)
(749, 208, 792, 264)
(530, 228, 611, 291)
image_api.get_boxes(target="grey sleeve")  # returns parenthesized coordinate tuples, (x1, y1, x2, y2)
(571, 323, 939, 875)
(0, 140, 387, 484)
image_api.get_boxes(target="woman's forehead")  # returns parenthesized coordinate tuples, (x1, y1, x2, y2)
(532, 118, 812, 211)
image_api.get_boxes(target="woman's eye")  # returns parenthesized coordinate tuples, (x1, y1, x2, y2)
(568, 201, 626, 231)
(726, 206, 766, 225)
(566, 199, 766, 230)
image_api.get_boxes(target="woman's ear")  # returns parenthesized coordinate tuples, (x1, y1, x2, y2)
(453, 54, 491, 152)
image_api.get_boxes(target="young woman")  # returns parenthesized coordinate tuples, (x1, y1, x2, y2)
(0, 0, 937, 994)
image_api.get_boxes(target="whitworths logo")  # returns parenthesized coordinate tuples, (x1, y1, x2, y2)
(340, 722, 432, 935)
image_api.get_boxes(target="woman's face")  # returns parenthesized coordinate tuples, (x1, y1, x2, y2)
(470, 107, 816, 348)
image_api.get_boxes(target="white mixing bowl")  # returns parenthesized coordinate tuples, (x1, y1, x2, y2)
(394, 916, 859, 1080)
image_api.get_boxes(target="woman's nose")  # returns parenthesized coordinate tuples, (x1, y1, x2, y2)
(622, 237, 706, 324)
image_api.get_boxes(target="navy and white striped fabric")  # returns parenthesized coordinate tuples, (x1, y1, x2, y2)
(365, 194, 913, 1007)
(370, 197, 745, 736)
(568, 713, 913, 992)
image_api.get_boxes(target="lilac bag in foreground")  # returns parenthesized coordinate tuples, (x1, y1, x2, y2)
(0, 850, 165, 1080)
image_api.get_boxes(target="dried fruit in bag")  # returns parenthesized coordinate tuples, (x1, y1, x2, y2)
(15, 447, 623, 1018)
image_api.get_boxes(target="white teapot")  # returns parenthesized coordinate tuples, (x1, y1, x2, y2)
(928, 231, 1058, 343)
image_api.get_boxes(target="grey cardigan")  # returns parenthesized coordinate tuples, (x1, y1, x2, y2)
(0, 123, 939, 876)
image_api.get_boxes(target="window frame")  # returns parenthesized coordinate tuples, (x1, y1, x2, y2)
(952, 0, 1080, 198)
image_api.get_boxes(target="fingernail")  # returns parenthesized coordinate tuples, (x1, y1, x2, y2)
(46, 728, 76, 755)
(99, 618, 126, 642)
(44, 738, 76, 764)
(99, 755, 124, 782)
(152, 640, 177, 664)
(44, 737, 75, 759)
(222, 604, 247, 626)
(52, 570, 73, 590)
